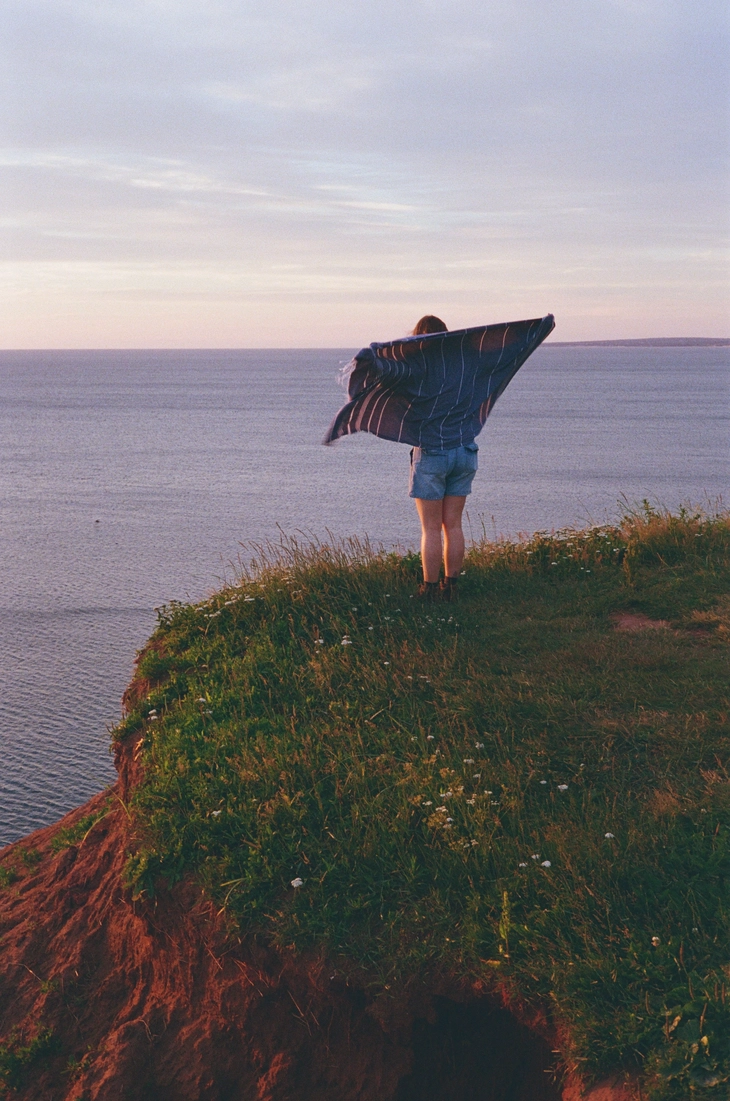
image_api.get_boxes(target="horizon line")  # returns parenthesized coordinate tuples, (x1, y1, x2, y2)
(0, 336, 729, 353)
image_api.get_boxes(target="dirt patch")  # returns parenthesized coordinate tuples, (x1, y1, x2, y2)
(610, 611, 670, 631)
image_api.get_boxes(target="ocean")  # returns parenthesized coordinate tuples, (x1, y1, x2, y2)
(0, 344, 727, 844)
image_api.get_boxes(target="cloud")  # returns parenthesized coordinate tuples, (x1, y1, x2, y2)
(2, 0, 728, 344)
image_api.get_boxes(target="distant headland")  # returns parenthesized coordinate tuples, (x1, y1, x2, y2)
(545, 337, 730, 347)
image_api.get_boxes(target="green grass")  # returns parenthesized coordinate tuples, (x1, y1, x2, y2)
(117, 505, 730, 1096)
(48, 805, 111, 853)
(0, 1028, 57, 1093)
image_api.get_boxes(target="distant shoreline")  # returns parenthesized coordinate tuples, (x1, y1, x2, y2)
(544, 337, 730, 348)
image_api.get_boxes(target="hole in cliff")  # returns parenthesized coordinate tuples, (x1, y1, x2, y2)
(395, 996, 561, 1101)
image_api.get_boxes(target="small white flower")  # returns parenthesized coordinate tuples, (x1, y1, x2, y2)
(368, 626, 374, 631)
(541, 860, 551, 868)
(463, 758, 474, 764)
(244, 596, 255, 602)
(211, 810, 222, 817)
(472, 773, 481, 779)
(540, 780, 547, 785)
(341, 637, 352, 646)
(531, 854, 540, 860)
(383, 661, 390, 665)
(475, 742, 484, 749)
(196, 698, 206, 703)
(427, 735, 435, 741)
(519, 862, 528, 868)
(291, 878, 304, 888)
(446, 817, 454, 823)
(315, 639, 324, 645)
(558, 784, 569, 792)
(651, 936, 660, 947)
(437, 806, 447, 812)
(423, 800, 432, 806)
(604, 832, 615, 839)
(439, 791, 453, 798)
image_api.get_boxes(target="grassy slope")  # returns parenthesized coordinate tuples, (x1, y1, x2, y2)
(118, 507, 730, 1097)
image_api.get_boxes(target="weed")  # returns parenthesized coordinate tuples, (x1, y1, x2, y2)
(0, 1028, 57, 1092)
(49, 804, 111, 853)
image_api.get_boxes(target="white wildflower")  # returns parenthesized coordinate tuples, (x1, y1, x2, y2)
(437, 806, 447, 812)
(341, 637, 352, 646)
(540, 780, 547, 785)
(519, 862, 528, 868)
(423, 801, 433, 806)
(211, 810, 222, 817)
(531, 854, 540, 860)
(651, 936, 660, 947)
(604, 832, 615, 839)
(541, 860, 552, 868)
(558, 784, 569, 792)
(475, 742, 484, 749)
(446, 817, 454, 823)
(291, 878, 304, 888)
(383, 661, 390, 665)
(463, 758, 474, 764)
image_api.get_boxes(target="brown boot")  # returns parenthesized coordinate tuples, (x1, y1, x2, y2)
(439, 576, 459, 602)
(417, 581, 440, 602)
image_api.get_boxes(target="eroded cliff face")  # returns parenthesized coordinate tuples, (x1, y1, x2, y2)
(0, 734, 634, 1101)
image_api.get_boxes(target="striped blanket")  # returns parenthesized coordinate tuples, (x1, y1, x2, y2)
(323, 314, 555, 450)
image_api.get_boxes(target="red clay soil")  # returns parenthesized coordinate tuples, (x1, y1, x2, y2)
(0, 735, 636, 1101)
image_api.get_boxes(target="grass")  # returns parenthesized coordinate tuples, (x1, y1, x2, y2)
(116, 504, 730, 1097)
(0, 1028, 57, 1093)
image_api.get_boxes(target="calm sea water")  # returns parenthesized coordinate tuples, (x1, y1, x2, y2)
(1, 346, 727, 844)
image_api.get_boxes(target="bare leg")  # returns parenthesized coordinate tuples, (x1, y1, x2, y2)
(442, 495, 466, 577)
(415, 499, 444, 582)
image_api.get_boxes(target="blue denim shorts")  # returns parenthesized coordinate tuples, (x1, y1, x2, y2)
(409, 443, 479, 500)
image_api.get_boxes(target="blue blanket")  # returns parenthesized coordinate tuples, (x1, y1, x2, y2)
(324, 314, 555, 449)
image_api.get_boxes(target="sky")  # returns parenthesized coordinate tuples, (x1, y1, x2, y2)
(2, 0, 729, 347)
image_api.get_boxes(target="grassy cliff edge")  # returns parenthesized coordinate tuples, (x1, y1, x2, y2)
(109, 504, 730, 1097)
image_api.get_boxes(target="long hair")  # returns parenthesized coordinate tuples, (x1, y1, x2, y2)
(412, 315, 448, 335)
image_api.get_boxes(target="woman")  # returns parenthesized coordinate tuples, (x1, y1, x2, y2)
(408, 315, 475, 601)
(324, 310, 555, 600)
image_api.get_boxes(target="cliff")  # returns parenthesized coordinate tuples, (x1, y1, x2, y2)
(1, 507, 728, 1100)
